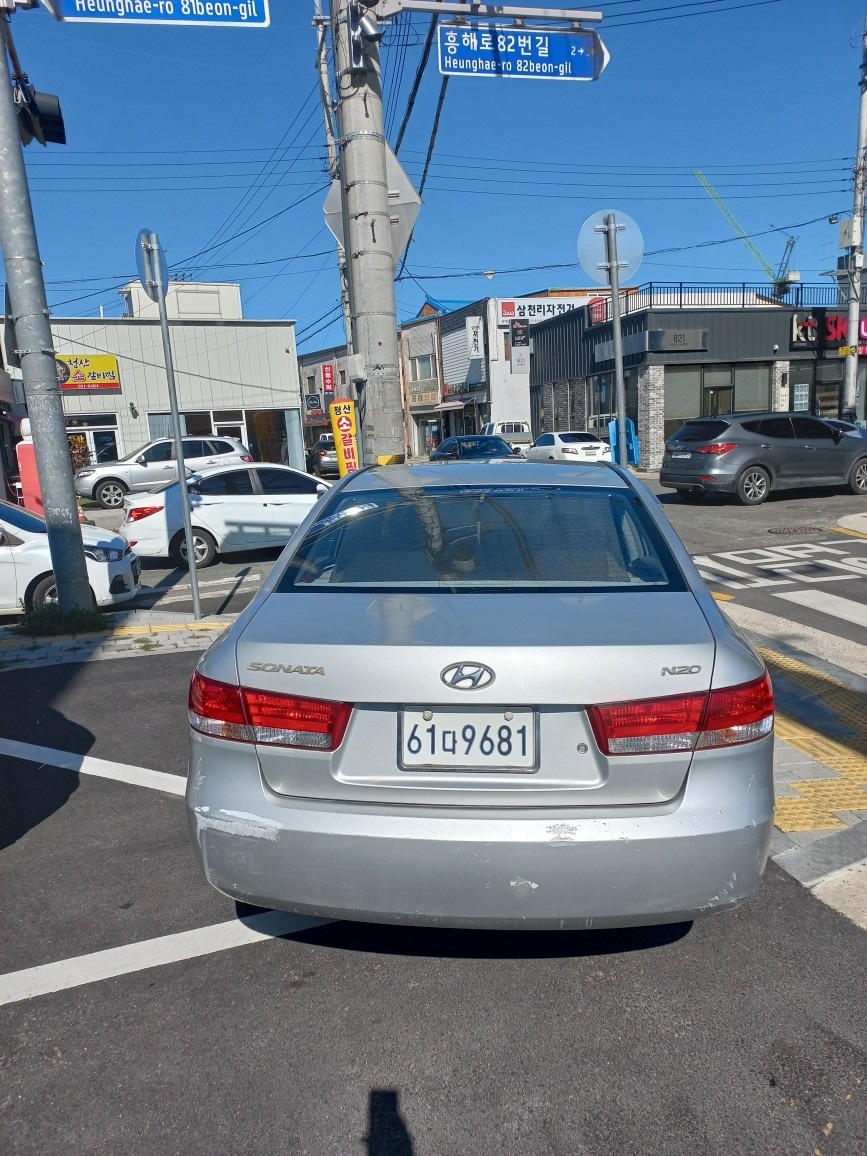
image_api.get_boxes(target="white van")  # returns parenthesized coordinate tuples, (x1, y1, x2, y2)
(481, 421, 532, 454)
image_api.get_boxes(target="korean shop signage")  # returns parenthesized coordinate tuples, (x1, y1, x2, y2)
(56, 354, 121, 392)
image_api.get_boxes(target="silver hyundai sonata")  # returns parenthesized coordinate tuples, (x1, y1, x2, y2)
(187, 461, 774, 929)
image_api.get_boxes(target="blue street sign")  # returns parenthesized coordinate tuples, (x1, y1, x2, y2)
(40, 0, 269, 27)
(438, 23, 608, 82)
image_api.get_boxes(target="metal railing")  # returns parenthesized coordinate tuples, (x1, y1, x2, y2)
(589, 283, 858, 324)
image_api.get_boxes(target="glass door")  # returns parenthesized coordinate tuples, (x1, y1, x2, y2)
(703, 386, 734, 418)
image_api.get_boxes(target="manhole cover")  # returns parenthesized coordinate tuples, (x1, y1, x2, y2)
(767, 526, 823, 535)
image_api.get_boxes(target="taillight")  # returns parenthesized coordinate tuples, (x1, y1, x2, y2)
(189, 672, 250, 742)
(241, 454, 254, 462)
(587, 673, 773, 755)
(694, 443, 737, 456)
(318, 450, 327, 457)
(561, 446, 580, 455)
(125, 505, 164, 522)
(188, 671, 351, 750)
(697, 673, 774, 749)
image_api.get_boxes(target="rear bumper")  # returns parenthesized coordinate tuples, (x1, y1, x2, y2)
(186, 733, 775, 929)
(659, 469, 737, 494)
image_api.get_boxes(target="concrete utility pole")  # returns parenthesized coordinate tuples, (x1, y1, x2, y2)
(315, 0, 353, 348)
(843, 0, 867, 418)
(331, 0, 404, 465)
(0, 30, 91, 612)
(602, 213, 628, 468)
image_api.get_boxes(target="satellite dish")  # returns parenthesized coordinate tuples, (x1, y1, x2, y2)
(578, 210, 644, 286)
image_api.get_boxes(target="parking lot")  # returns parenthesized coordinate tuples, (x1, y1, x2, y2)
(2, 630, 867, 1153)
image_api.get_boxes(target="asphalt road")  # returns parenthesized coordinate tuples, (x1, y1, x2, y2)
(1, 654, 866, 1155)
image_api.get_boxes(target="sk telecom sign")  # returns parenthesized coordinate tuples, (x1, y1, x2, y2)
(40, 0, 269, 27)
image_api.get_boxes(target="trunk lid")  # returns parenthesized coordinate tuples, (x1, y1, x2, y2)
(234, 590, 716, 808)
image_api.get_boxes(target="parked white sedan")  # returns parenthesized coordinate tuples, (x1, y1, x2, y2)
(0, 499, 140, 611)
(527, 431, 612, 463)
(120, 463, 330, 568)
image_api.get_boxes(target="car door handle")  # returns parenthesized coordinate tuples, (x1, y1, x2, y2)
(760, 444, 772, 448)
(804, 445, 816, 450)
(162, 465, 173, 470)
(206, 459, 218, 464)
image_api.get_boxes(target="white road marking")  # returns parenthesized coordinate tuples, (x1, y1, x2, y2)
(0, 737, 185, 796)
(771, 589, 867, 630)
(719, 602, 867, 678)
(0, 911, 330, 1006)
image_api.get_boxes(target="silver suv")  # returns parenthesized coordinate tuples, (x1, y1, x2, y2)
(660, 412, 867, 505)
(75, 436, 253, 508)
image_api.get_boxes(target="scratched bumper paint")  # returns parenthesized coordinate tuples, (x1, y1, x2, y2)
(186, 731, 774, 930)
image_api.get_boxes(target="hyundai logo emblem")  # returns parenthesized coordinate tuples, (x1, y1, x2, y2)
(440, 662, 496, 691)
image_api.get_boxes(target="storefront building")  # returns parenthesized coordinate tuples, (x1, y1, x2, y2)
(297, 345, 348, 452)
(399, 315, 442, 456)
(530, 286, 867, 470)
(1, 282, 305, 476)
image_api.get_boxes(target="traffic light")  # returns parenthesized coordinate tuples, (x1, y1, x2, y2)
(13, 81, 66, 147)
(346, 0, 382, 74)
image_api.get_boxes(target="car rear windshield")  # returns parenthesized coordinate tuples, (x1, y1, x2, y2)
(559, 432, 600, 444)
(670, 420, 731, 442)
(275, 485, 685, 593)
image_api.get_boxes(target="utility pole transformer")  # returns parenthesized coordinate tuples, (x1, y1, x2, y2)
(332, 0, 404, 466)
(843, 0, 867, 418)
(0, 32, 91, 612)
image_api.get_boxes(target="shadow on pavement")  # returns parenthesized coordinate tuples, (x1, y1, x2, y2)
(367, 1090, 414, 1156)
(0, 705, 94, 849)
(233, 903, 693, 959)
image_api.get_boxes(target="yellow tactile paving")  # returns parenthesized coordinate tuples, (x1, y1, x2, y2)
(756, 647, 867, 834)
(773, 798, 846, 833)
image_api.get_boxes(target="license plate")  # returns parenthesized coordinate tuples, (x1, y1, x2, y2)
(583, 448, 598, 454)
(401, 708, 536, 772)
(671, 452, 691, 459)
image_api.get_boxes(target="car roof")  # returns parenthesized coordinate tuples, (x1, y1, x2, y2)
(342, 461, 628, 491)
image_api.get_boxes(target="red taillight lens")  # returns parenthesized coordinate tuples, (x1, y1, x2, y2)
(189, 672, 250, 742)
(694, 443, 738, 456)
(588, 692, 706, 755)
(588, 673, 773, 756)
(126, 505, 164, 522)
(241, 454, 254, 462)
(188, 671, 351, 750)
(243, 689, 351, 750)
(697, 673, 774, 749)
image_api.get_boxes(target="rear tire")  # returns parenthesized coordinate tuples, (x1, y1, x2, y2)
(848, 457, 867, 495)
(677, 488, 705, 502)
(94, 478, 127, 509)
(29, 574, 59, 609)
(170, 528, 216, 569)
(736, 466, 770, 505)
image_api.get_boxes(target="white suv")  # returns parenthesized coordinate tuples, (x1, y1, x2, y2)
(75, 436, 254, 508)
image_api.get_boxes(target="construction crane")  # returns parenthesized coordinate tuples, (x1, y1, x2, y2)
(693, 169, 800, 299)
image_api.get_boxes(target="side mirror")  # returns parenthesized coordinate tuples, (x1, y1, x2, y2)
(512, 446, 522, 455)
(316, 482, 328, 494)
(832, 428, 843, 442)
(136, 455, 147, 465)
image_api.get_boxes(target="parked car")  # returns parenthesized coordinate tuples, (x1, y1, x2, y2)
(481, 420, 533, 454)
(75, 436, 254, 509)
(306, 434, 339, 478)
(186, 460, 774, 929)
(0, 499, 140, 611)
(430, 435, 521, 461)
(526, 430, 612, 463)
(660, 412, 867, 504)
(120, 463, 330, 568)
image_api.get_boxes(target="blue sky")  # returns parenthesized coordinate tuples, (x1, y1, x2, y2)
(8, 0, 864, 352)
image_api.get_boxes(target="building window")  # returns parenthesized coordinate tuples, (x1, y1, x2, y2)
(339, 370, 346, 387)
(409, 353, 436, 382)
(306, 375, 316, 393)
(733, 364, 770, 412)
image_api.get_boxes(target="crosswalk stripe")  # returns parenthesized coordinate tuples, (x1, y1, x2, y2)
(771, 589, 867, 630)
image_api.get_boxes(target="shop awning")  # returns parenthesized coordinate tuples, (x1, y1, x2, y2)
(433, 400, 466, 411)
